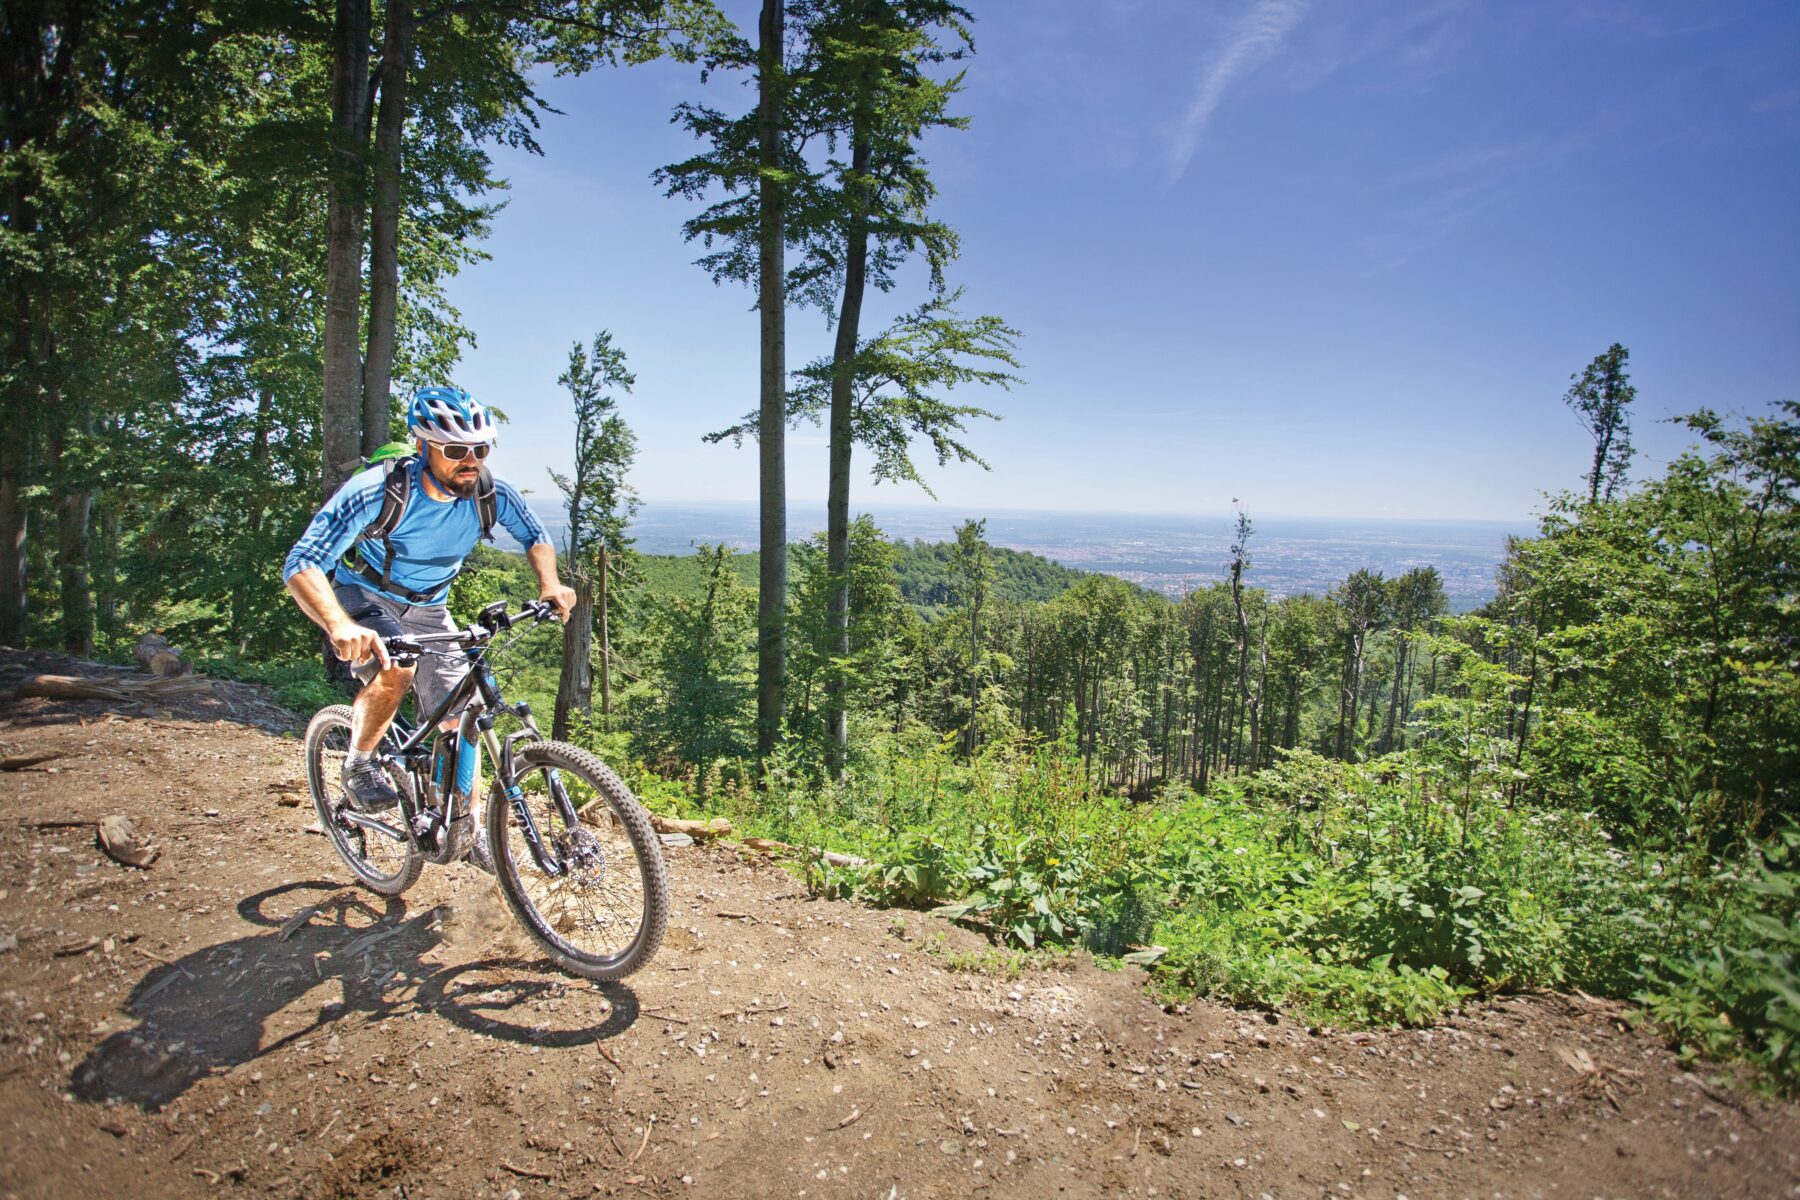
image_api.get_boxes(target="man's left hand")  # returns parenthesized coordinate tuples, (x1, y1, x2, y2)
(540, 582, 578, 621)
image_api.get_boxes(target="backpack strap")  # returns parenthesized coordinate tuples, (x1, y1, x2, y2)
(475, 466, 497, 541)
(340, 458, 414, 596)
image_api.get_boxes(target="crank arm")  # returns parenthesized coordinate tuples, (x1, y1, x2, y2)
(339, 810, 408, 842)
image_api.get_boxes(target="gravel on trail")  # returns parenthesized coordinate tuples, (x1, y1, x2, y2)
(2, 649, 1797, 1200)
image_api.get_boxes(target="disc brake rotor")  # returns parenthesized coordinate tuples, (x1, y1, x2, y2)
(553, 826, 608, 888)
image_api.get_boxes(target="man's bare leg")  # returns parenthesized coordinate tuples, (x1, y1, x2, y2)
(351, 665, 414, 753)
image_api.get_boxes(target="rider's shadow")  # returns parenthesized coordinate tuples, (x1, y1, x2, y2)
(71, 881, 638, 1111)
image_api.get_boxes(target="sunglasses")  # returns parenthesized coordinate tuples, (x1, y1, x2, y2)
(437, 442, 491, 462)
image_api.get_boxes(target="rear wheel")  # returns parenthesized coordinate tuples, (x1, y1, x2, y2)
(304, 705, 423, 896)
(487, 740, 668, 980)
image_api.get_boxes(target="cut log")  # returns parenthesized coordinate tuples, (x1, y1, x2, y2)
(97, 814, 159, 869)
(133, 632, 190, 677)
(649, 814, 733, 841)
(1, 751, 63, 771)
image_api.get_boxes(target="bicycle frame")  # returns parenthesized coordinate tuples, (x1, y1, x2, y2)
(336, 604, 577, 875)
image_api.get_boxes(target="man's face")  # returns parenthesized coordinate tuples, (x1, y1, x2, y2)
(423, 440, 488, 499)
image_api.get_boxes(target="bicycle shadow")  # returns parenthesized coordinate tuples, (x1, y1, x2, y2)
(70, 881, 639, 1111)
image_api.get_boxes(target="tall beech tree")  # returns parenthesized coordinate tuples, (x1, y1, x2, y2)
(949, 517, 991, 758)
(1564, 342, 1637, 505)
(1332, 568, 1387, 760)
(792, 0, 1011, 775)
(551, 332, 639, 739)
(712, 293, 1018, 772)
(659, 0, 814, 764)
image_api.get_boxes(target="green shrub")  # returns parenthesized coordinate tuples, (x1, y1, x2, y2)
(194, 652, 341, 715)
(1639, 827, 1800, 1090)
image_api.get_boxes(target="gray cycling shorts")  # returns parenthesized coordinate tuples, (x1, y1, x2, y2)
(332, 583, 468, 723)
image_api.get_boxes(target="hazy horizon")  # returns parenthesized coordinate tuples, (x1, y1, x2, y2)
(520, 497, 1526, 609)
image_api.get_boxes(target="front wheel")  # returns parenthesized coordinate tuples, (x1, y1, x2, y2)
(487, 740, 668, 981)
(304, 704, 423, 896)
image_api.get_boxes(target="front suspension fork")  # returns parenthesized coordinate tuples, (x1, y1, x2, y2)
(496, 732, 565, 878)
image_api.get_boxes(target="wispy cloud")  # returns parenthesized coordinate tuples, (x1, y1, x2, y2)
(1168, 0, 1308, 181)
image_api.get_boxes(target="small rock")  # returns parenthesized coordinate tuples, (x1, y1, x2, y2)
(1225, 1113, 1246, 1127)
(0, 932, 17, 954)
(659, 832, 695, 848)
(939, 1139, 961, 1155)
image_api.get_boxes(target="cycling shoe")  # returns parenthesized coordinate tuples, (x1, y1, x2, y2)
(341, 756, 401, 813)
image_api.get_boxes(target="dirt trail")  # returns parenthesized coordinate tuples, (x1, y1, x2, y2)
(2, 650, 1797, 1200)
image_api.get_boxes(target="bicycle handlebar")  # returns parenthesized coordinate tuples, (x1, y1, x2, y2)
(382, 600, 557, 662)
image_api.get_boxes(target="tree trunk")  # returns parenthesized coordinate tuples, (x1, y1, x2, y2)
(0, 238, 36, 646)
(322, 0, 373, 498)
(49, 399, 93, 657)
(0, 372, 29, 646)
(95, 499, 118, 646)
(1248, 608, 1269, 769)
(965, 593, 982, 758)
(362, 0, 411, 456)
(1380, 633, 1408, 753)
(823, 131, 871, 779)
(554, 570, 596, 740)
(754, 0, 787, 763)
(597, 544, 612, 725)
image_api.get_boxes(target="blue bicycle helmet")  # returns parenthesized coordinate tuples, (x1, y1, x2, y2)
(408, 385, 496, 444)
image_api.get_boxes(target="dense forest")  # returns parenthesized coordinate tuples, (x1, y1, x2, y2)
(4, 2, 1796, 1089)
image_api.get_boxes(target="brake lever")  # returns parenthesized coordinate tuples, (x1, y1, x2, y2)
(387, 636, 425, 666)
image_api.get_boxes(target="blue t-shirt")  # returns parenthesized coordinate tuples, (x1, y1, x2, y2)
(283, 457, 550, 605)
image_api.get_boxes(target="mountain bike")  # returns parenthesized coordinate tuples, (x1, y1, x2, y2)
(301, 599, 667, 981)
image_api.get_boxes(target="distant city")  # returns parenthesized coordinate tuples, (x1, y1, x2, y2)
(526, 499, 1530, 611)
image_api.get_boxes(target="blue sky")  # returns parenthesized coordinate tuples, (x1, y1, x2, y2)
(441, 0, 1800, 524)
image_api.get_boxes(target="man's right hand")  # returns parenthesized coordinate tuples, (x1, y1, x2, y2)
(329, 621, 392, 671)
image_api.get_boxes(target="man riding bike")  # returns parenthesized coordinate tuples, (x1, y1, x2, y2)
(283, 386, 576, 823)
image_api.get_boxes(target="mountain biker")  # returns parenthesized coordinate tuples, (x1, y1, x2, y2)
(283, 386, 576, 816)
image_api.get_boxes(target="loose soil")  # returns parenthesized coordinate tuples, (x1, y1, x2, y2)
(2, 649, 1797, 1200)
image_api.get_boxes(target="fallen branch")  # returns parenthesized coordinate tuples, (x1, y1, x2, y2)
(828, 1105, 868, 1131)
(1, 751, 63, 771)
(499, 1161, 554, 1182)
(278, 904, 323, 942)
(738, 836, 868, 868)
(649, 814, 733, 840)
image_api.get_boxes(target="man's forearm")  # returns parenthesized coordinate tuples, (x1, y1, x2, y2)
(526, 544, 560, 593)
(287, 566, 353, 635)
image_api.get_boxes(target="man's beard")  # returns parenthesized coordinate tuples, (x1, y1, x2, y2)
(432, 461, 481, 498)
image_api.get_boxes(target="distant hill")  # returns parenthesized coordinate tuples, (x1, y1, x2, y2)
(889, 538, 1095, 613)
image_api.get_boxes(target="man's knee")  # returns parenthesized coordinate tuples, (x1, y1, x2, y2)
(368, 664, 415, 692)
